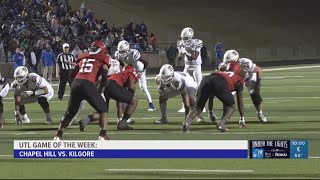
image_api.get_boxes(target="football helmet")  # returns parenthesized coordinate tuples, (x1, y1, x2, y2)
(181, 27, 194, 45)
(223, 49, 239, 63)
(117, 40, 130, 58)
(13, 66, 29, 85)
(159, 64, 174, 84)
(89, 41, 107, 55)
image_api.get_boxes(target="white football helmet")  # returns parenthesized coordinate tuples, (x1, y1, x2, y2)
(159, 64, 174, 84)
(14, 66, 29, 85)
(181, 27, 194, 45)
(117, 40, 130, 58)
(223, 49, 239, 63)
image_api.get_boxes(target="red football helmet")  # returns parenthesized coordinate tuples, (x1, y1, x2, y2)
(89, 41, 107, 55)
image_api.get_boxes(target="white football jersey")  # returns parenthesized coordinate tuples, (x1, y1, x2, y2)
(156, 71, 197, 93)
(177, 39, 203, 65)
(108, 58, 121, 75)
(14, 73, 52, 96)
(115, 49, 144, 72)
(0, 78, 9, 97)
(238, 58, 256, 80)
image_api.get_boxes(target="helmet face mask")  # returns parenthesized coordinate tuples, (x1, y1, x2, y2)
(159, 64, 174, 84)
(89, 41, 107, 55)
(14, 66, 29, 85)
(117, 40, 130, 58)
(181, 27, 194, 45)
(223, 49, 239, 63)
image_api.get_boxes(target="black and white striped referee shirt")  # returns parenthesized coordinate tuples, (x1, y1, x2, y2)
(56, 53, 76, 70)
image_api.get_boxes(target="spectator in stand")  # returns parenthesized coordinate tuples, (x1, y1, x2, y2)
(201, 45, 209, 65)
(41, 43, 55, 83)
(12, 48, 25, 70)
(166, 43, 179, 68)
(140, 21, 147, 38)
(105, 33, 114, 53)
(71, 44, 83, 58)
(0, 40, 4, 62)
(150, 33, 157, 54)
(214, 40, 224, 70)
(25, 46, 38, 73)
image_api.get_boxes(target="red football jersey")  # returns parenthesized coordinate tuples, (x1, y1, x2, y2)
(108, 67, 140, 87)
(226, 62, 242, 75)
(213, 72, 245, 92)
(75, 53, 110, 84)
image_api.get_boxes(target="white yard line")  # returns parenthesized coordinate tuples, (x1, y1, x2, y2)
(105, 168, 255, 173)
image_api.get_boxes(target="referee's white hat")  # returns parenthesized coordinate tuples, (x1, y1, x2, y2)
(62, 43, 70, 49)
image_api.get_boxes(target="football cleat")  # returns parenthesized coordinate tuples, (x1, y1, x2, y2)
(0, 124, 3, 128)
(79, 120, 86, 132)
(21, 115, 30, 124)
(258, 112, 267, 123)
(126, 118, 135, 124)
(182, 124, 189, 133)
(154, 117, 168, 124)
(117, 124, 133, 130)
(208, 112, 218, 122)
(98, 135, 110, 140)
(45, 118, 53, 125)
(177, 107, 185, 113)
(239, 120, 247, 128)
(147, 107, 156, 112)
(15, 116, 22, 125)
(53, 136, 62, 140)
(196, 116, 205, 123)
(216, 118, 229, 132)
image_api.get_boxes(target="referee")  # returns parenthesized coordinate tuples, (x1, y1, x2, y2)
(56, 43, 76, 100)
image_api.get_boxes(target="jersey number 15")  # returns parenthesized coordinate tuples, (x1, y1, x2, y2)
(79, 59, 95, 73)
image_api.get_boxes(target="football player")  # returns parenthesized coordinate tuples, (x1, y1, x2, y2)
(54, 41, 110, 140)
(12, 66, 54, 124)
(115, 40, 155, 112)
(79, 65, 140, 131)
(154, 64, 204, 124)
(176, 27, 206, 120)
(182, 69, 246, 133)
(222, 49, 267, 125)
(68, 55, 122, 126)
(0, 74, 9, 128)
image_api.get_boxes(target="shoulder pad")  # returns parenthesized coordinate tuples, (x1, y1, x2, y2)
(132, 49, 141, 60)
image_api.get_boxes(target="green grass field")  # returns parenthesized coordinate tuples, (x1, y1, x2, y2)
(0, 64, 320, 179)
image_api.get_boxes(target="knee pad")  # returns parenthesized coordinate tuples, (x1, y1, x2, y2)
(250, 92, 262, 105)
(38, 97, 49, 109)
(19, 105, 26, 115)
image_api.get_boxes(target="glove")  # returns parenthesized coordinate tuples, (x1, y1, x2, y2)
(180, 47, 187, 54)
(11, 81, 19, 90)
(239, 117, 247, 128)
(22, 91, 34, 97)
